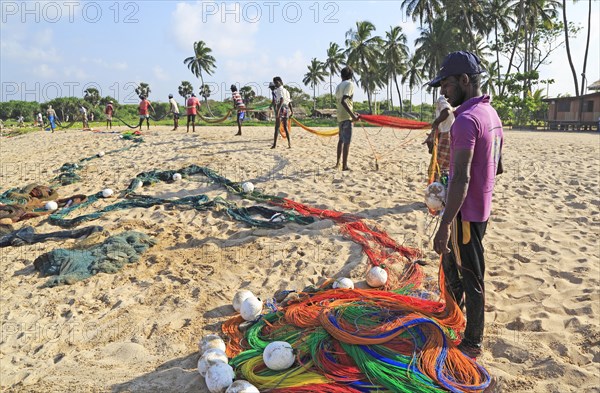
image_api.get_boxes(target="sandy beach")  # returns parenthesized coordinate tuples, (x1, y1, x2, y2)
(0, 125, 598, 392)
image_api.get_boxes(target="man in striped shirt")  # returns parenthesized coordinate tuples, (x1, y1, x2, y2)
(230, 85, 246, 136)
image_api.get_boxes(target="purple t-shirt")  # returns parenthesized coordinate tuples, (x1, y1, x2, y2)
(449, 95, 503, 222)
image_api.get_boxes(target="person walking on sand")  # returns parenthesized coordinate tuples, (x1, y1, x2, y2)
(37, 112, 43, 129)
(168, 94, 180, 131)
(46, 105, 57, 133)
(79, 105, 88, 129)
(335, 66, 360, 171)
(429, 51, 504, 360)
(105, 101, 114, 130)
(271, 76, 293, 149)
(230, 85, 246, 136)
(137, 95, 154, 131)
(186, 93, 201, 133)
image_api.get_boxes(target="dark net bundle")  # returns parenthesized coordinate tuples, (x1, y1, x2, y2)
(33, 231, 156, 287)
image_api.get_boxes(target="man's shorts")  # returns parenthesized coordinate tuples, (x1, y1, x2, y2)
(173, 113, 180, 120)
(187, 114, 196, 122)
(106, 115, 112, 120)
(339, 120, 353, 143)
(139, 114, 149, 119)
(278, 105, 289, 119)
(237, 111, 245, 121)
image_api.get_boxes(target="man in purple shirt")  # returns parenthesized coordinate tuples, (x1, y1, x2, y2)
(428, 51, 504, 359)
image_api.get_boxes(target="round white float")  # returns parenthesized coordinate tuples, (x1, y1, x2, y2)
(241, 182, 254, 193)
(240, 296, 262, 321)
(225, 380, 260, 393)
(205, 362, 235, 393)
(45, 201, 58, 211)
(332, 277, 354, 289)
(197, 348, 228, 377)
(424, 182, 446, 211)
(366, 266, 388, 287)
(263, 341, 295, 371)
(198, 334, 227, 356)
(97, 151, 105, 157)
(101, 188, 114, 198)
(172, 173, 182, 181)
(232, 290, 255, 313)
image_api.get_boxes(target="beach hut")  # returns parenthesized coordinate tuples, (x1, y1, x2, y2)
(542, 92, 600, 131)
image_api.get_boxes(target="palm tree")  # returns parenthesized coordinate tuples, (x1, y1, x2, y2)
(240, 86, 256, 106)
(184, 41, 217, 113)
(517, 0, 561, 95)
(402, 55, 423, 113)
(302, 58, 329, 112)
(400, 0, 443, 26)
(579, 0, 592, 95)
(134, 82, 151, 98)
(345, 21, 383, 114)
(414, 17, 460, 95)
(484, 0, 515, 90)
(324, 42, 345, 108)
(178, 81, 194, 100)
(184, 41, 216, 88)
(83, 87, 100, 107)
(383, 26, 409, 114)
(446, 0, 489, 47)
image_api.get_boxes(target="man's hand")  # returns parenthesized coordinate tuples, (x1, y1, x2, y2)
(423, 132, 434, 154)
(433, 222, 451, 255)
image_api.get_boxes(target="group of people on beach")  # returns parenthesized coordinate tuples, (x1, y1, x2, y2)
(144, 51, 506, 370)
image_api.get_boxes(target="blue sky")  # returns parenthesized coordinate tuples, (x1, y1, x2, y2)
(1, 1, 598, 105)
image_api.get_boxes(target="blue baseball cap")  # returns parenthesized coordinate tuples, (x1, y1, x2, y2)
(427, 51, 485, 87)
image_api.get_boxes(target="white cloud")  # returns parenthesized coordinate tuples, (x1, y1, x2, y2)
(62, 66, 88, 79)
(32, 64, 57, 78)
(171, 2, 259, 58)
(153, 66, 169, 81)
(0, 30, 60, 64)
(81, 57, 128, 70)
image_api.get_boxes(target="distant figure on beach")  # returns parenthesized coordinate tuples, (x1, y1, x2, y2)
(90, 112, 94, 122)
(79, 106, 88, 129)
(429, 51, 504, 360)
(46, 105, 57, 133)
(137, 96, 154, 131)
(168, 94, 180, 131)
(230, 85, 246, 136)
(105, 101, 114, 130)
(17, 115, 24, 127)
(268, 82, 277, 120)
(335, 66, 360, 171)
(271, 76, 293, 149)
(186, 93, 201, 133)
(424, 95, 454, 180)
(37, 112, 43, 129)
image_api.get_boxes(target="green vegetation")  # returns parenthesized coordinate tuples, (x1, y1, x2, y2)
(2, 0, 593, 132)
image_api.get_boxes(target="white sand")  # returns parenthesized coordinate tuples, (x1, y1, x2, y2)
(0, 125, 598, 392)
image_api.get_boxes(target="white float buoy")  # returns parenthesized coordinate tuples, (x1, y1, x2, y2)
(332, 277, 354, 289)
(97, 151, 105, 157)
(366, 266, 388, 287)
(172, 173, 182, 181)
(232, 290, 255, 313)
(45, 201, 58, 211)
(240, 296, 262, 321)
(101, 188, 114, 198)
(424, 182, 446, 211)
(241, 182, 254, 193)
(263, 341, 295, 371)
(225, 380, 260, 393)
(197, 348, 228, 377)
(198, 334, 227, 356)
(205, 362, 235, 393)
